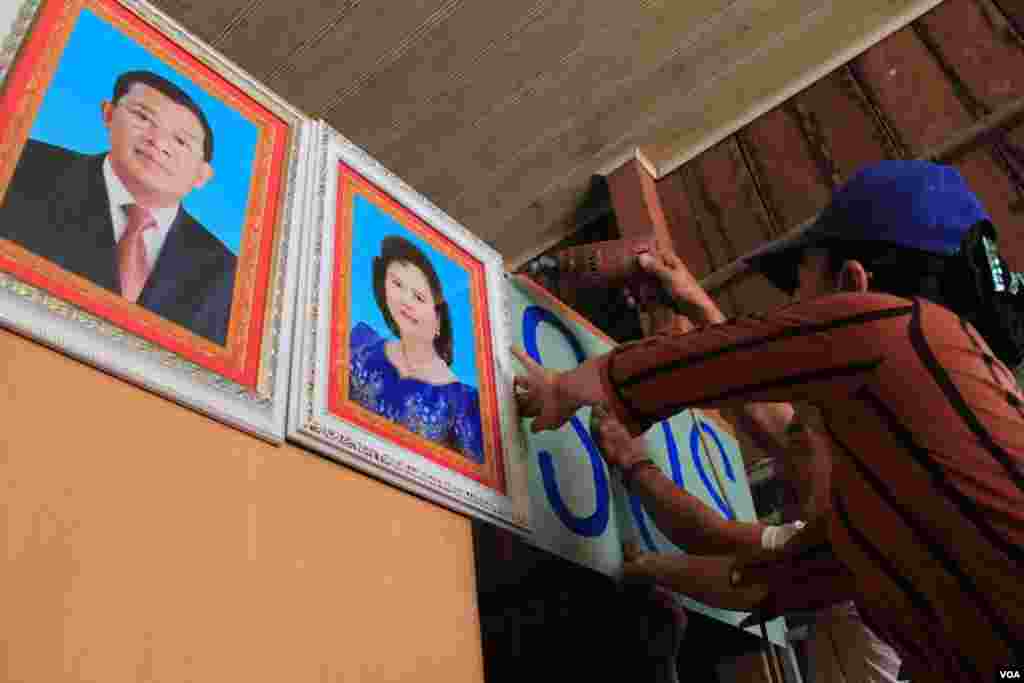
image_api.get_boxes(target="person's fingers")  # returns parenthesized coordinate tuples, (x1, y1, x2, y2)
(512, 348, 553, 389)
(509, 346, 539, 373)
(516, 395, 540, 418)
(662, 250, 678, 270)
(623, 541, 643, 562)
(512, 375, 543, 418)
(650, 238, 683, 271)
(639, 247, 680, 289)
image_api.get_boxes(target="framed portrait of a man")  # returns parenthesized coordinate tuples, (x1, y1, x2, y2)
(289, 122, 530, 531)
(0, 0, 312, 441)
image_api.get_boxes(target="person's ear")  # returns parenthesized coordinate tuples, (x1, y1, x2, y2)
(838, 260, 871, 292)
(191, 162, 214, 192)
(101, 101, 115, 129)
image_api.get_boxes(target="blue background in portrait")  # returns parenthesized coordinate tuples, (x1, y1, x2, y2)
(28, 8, 256, 255)
(348, 195, 480, 389)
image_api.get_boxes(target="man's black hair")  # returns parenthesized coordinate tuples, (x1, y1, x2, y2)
(820, 223, 1024, 369)
(113, 70, 214, 162)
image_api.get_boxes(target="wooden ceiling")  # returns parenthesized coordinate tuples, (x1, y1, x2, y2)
(151, 0, 944, 265)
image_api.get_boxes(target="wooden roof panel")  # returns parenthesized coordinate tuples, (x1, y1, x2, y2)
(213, 0, 368, 87)
(141, 0, 944, 263)
(446, 0, 827, 242)
(316, 0, 562, 156)
(151, 0, 256, 46)
(266, 0, 461, 115)
(386, 1, 735, 195)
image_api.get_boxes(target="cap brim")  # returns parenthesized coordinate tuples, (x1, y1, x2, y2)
(743, 228, 825, 295)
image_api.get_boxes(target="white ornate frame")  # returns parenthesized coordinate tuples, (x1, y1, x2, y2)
(289, 121, 530, 532)
(0, 0, 311, 442)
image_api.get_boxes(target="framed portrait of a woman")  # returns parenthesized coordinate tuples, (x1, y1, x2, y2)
(0, 0, 310, 441)
(289, 122, 530, 531)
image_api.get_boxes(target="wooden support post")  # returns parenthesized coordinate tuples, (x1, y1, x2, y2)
(606, 156, 693, 336)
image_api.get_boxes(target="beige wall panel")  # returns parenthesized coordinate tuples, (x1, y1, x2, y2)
(0, 329, 482, 683)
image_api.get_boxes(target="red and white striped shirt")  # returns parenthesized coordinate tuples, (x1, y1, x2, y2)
(601, 291, 1024, 682)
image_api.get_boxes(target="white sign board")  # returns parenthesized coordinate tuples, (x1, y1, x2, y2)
(506, 275, 787, 644)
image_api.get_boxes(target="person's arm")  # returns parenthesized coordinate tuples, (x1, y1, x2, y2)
(624, 552, 768, 612)
(626, 518, 855, 616)
(591, 409, 765, 554)
(639, 242, 797, 459)
(726, 402, 795, 462)
(513, 292, 910, 435)
(627, 465, 765, 554)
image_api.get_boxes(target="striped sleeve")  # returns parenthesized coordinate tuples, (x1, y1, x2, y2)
(601, 292, 914, 436)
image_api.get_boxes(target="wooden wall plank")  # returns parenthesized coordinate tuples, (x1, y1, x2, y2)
(656, 172, 715, 280)
(677, 164, 740, 318)
(958, 149, 1024, 268)
(792, 66, 903, 182)
(853, 25, 974, 154)
(914, 0, 1024, 112)
(685, 140, 790, 316)
(694, 139, 776, 258)
(853, 21, 1024, 268)
(912, 0, 1024, 268)
(737, 104, 832, 230)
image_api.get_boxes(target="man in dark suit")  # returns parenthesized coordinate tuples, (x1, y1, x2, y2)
(0, 70, 236, 346)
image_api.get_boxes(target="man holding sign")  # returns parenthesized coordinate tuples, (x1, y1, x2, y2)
(512, 161, 1024, 682)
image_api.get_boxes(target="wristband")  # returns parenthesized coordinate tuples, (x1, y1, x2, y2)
(620, 457, 658, 490)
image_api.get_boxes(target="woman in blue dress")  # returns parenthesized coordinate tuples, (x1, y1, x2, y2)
(349, 235, 485, 464)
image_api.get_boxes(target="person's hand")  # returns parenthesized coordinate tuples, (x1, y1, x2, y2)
(510, 346, 582, 432)
(621, 541, 648, 578)
(631, 240, 723, 323)
(620, 543, 689, 629)
(590, 404, 652, 470)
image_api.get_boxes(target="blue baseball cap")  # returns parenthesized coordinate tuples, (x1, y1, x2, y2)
(746, 160, 990, 293)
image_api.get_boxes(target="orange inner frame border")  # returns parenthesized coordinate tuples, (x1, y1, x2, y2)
(0, 0, 290, 389)
(328, 163, 506, 494)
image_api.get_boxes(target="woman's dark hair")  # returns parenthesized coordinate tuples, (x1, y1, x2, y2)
(819, 220, 1024, 368)
(372, 235, 454, 366)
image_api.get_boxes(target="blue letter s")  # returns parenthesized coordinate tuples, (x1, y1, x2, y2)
(522, 306, 610, 537)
